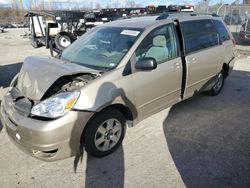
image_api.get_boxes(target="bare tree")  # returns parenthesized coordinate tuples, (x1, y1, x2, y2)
(126, 1, 136, 8)
(96, 2, 102, 9)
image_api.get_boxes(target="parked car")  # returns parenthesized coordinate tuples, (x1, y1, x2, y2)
(3, 23, 15, 28)
(224, 14, 243, 25)
(0, 24, 4, 32)
(0, 13, 235, 161)
(239, 20, 250, 44)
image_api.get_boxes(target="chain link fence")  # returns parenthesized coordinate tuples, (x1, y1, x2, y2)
(196, 5, 250, 25)
(217, 5, 249, 32)
(196, 5, 250, 46)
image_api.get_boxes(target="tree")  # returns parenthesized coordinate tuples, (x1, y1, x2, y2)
(96, 2, 101, 9)
(126, 1, 136, 8)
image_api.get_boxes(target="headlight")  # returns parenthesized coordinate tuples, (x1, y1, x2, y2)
(31, 92, 80, 118)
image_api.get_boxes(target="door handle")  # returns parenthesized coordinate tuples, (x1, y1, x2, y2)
(174, 62, 180, 69)
(189, 57, 197, 64)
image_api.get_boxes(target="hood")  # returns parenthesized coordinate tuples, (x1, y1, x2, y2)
(16, 56, 99, 101)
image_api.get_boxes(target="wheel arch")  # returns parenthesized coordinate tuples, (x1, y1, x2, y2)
(222, 62, 230, 78)
(80, 103, 134, 144)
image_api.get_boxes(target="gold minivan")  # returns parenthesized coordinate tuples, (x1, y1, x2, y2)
(0, 14, 235, 161)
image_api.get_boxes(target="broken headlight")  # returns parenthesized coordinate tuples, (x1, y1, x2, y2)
(31, 92, 80, 118)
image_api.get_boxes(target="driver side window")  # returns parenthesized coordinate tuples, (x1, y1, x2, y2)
(135, 24, 178, 64)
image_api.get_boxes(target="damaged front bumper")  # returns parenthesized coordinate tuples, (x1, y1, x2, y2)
(0, 90, 94, 161)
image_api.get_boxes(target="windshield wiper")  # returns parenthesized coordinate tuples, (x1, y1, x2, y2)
(61, 57, 112, 72)
(72, 61, 112, 72)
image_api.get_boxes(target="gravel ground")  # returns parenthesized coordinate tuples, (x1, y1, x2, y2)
(0, 28, 250, 188)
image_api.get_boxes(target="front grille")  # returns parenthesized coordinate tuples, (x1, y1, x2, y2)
(9, 87, 32, 116)
(10, 87, 22, 100)
(14, 97, 32, 115)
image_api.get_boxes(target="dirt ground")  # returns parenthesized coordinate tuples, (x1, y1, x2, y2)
(0, 28, 250, 188)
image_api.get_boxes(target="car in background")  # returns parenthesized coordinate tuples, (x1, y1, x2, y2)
(0, 24, 4, 32)
(3, 23, 16, 28)
(23, 22, 29, 28)
(224, 14, 243, 25)
(13, 22, 29, 28)
(239, 20, 250, 44)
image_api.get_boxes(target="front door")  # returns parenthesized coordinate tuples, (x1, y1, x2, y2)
(131, 23, 182, 121)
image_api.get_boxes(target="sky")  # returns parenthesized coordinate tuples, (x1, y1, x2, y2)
(0, 0, 237, 9)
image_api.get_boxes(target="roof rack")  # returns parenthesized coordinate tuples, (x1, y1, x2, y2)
(156, 12, 219, 20)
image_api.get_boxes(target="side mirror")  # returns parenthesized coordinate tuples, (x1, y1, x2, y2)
(135, 57, 157, 71)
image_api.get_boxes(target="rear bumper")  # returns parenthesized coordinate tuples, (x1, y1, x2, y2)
(0, 91, 94, 161)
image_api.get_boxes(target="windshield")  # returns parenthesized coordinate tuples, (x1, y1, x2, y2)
(61, 27, 142, 70)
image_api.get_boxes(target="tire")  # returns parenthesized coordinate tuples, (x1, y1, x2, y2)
(208, 72, 225, 96)
(32, 41, 42, 48)
(83, 108, 126, 157)
(54, 31, 75, 51)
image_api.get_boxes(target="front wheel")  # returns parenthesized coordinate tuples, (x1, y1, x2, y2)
(82, 108, 126, 157)
(209, 72, 225, 96)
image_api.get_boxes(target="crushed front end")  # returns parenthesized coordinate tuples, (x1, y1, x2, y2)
(0, 57, 100, 161)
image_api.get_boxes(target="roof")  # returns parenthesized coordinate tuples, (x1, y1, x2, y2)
(154, 12, 220, 21)
(100, 13, 220, 29)
(103, 16, 159, 29)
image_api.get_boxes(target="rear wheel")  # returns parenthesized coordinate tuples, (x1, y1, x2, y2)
(83, 108, 126, 157)
(209, 72, 225, 96)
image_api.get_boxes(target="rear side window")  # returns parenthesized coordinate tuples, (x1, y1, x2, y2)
(181, 19, 219, 55)
(213, 20, 230, 42)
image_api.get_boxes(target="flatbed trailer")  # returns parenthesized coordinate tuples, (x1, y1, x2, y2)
(26, 5, 194, 56)
(26, 10, 85, 55)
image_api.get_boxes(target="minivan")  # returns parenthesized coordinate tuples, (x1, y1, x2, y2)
(0, 13, 235, 161)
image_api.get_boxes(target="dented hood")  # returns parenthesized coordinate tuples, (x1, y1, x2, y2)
(16, 56, 99, 101)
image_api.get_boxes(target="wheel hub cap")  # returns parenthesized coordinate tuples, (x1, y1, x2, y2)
(59, 36, 71, 47)
(213, 73, 223, 92)
(94, 118, 122, 151)
(104, 129, 114, 140)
